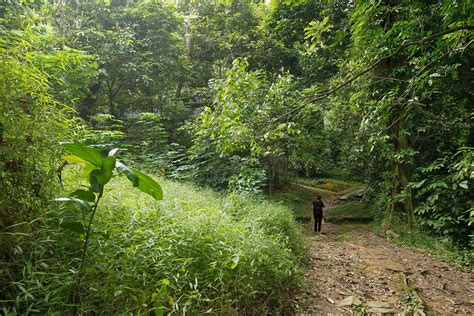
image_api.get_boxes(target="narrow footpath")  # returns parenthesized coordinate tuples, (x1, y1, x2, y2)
(293, 187, 474, 315)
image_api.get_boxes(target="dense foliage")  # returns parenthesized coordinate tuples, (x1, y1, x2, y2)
(1, 0, 472, 313)
(2, 172, 303, 314)
(329, 0, 473, 246)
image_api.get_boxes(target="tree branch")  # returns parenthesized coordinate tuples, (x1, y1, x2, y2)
(271, 25, 473, 123)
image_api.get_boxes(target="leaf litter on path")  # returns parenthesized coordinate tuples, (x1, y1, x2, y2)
(293, 188, 474, 315)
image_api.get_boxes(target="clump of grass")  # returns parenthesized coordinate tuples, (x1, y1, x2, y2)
(327, 201, 373, 223)
(335, 233, 351, 242)
(85, 179, 305, 314)
(268, 186, 313, 218)
(2, 177, 305, 314)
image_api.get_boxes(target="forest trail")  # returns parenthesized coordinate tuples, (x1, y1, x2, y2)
(292, 187, 474, 315)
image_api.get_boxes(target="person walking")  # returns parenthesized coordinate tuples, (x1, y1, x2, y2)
(313, 195, 325, 233)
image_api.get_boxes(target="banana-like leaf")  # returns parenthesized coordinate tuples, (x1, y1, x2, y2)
(116, 161, 139, 187)
(131, 168, 163, 200)
(69, 189, 96, 203)
(96, 156, 116, 186)
(63, 155, 87, 163)
(90, 170, 101, 193)
(62, 141, 103, 167)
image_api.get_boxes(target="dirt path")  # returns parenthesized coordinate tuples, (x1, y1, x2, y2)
(294, 191, 474, 315)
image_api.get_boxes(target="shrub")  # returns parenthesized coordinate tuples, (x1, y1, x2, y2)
(0, 27, 95, 314)
(80, 179, 305, 314)
(411, 147, 473, 247)
(2, 176, 305, 314)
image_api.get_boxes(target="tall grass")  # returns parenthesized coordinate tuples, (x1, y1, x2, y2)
(2, 177, 305, 314)
(326, 201, 373, 223)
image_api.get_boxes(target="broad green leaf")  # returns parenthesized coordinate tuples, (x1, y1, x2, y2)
(55, 197, 91, 211)
(90, 170, 102, 193)
(96, 156, 116, 186)
(63, 155, 87, 163)
(116, 161, 139, 187)
(60, 221, 84, 234)
(83, 164, 97, 179)
(62, 141, 103, 167)
(69, 189, 96, 203)
(131, 168, 163, 200)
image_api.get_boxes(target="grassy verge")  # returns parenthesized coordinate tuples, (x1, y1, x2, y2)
(327, 201, 373, 223)
(2, 176, 306, 314)
(375, 215, 473, 269)
(268, 185, 313, 219)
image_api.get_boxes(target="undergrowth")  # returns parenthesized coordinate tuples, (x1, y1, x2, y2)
(268, 186, 313, 219)
(327, 201, 373, 223)
(1, 176, 305, 314)
(377, 214, 473, 269)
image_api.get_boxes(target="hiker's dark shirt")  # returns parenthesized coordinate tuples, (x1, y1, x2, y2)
(313, 200, 325, 216)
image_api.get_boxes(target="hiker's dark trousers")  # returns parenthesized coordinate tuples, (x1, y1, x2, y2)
(314, 210, 323, 232)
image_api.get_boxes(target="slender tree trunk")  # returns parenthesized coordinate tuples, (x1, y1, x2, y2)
(58, 0, 64, 35)
(459, 48, 474, 146)
(380, 0, 414, 227)
(79, 82, 101, 120)
(175, 82, 183, 99)
(392, 111, 414, 226)
(386, 90, 415, 228)
(267, 155, 273, 195)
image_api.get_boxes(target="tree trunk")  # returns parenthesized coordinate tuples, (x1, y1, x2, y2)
(267, 154, 289, 193)
(380, 0, 414, 227)
(459, 47, 474, 146)
(78, 82, 101, 120)
(389, 109, 414, 227)
(385, 88, 415, 228)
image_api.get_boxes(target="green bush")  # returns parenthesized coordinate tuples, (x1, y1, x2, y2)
(126, 112, 169, 169)
(84, 114, 126, 154)
(0, 27, 96, 314)
(411, 148, 473, 247)
(2, 176, 305, 314)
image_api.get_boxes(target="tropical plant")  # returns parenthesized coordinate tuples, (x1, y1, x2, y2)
(411, 147, 473, 247)
(187, 58, 302, 193)
(126, 112, 169, 169)
(56, 141, 162, 308)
